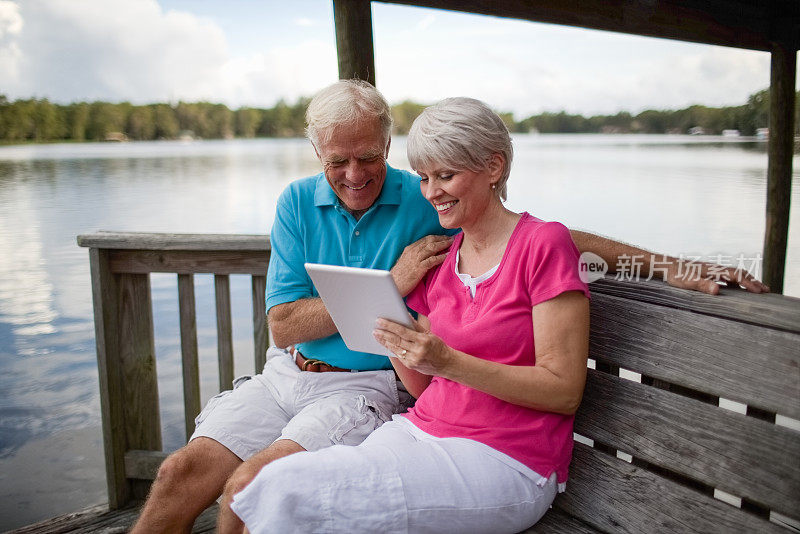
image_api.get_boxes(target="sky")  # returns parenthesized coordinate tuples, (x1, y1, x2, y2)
(0, 0, 793, 119)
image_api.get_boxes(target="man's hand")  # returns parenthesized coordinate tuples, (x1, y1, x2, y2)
(663, 258, 770, 295)
(391, 235, 453, 296)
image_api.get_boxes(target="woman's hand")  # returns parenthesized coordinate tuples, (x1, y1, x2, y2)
(373, 317, 455, 376)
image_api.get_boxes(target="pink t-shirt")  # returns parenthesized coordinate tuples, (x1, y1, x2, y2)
(403, 212, 590, 485)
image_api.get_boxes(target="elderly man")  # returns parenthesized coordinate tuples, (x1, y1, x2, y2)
(131, 79, 767, 534)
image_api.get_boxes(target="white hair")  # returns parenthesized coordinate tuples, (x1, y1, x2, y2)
(305, 79, 393, 149)
(407, 97, 513, 201)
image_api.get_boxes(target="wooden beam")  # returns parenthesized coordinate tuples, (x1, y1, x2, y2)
(377, 0, 790, 52)
(108, 249, 269, 276)
(252, 275, 268, 373)
(77, 232, 270, 252)
(333, 0, 376, 84)
(178, 274, 201, 441)
(116, 273, 161, 500)
(763, 40, 796, 294)
(88, 249, 128, 509)
(215, 275, 235, 391)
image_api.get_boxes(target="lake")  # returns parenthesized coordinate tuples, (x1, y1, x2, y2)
(0, 135, 798, 529)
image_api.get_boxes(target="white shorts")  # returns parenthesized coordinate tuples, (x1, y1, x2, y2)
(190, 347, 410, 460)
(230, 417, 558, 534)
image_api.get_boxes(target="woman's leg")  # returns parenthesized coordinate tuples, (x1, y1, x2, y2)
(230, 419, 557, 534)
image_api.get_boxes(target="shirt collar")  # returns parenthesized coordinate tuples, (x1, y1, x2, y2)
(313, 165, 403, 207)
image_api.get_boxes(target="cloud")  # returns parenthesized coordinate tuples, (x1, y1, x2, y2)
(1, 0, 228, 103)
(415, 14, 436, 31)
(0, 0, 336, 107)
(0, 0, 23, 85)
(219, 40, 338, 107)
(378, 16, 772, 118)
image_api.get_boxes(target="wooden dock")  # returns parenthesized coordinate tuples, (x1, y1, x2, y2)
(7, 503, 218, 533)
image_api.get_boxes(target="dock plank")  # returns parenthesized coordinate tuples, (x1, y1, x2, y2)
(8, 502, 218, 533)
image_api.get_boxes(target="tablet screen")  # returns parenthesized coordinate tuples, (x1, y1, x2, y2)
(304, 263, 413, 357)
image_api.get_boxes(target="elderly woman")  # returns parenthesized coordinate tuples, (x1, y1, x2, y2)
(228, 98, 591, 533)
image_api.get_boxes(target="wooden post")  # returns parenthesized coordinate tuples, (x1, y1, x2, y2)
(117, 272, 162, 500)
(215, 274, 235, 390)
(252, 275, 268, 373)
(89, 248, 127, 509)
(333, 0, 376, 85)
(763, 41, 796, 294)
(178, 274, 201, 440)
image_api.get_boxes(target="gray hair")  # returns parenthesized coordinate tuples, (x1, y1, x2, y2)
(407, 97, 513, 201)
(305, 79, 393, 149)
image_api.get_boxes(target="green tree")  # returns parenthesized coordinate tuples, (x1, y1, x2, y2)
(66, 103, 90, 140)
(634, 109, 670, 133)
(86, 102, 127, 140)
(127, 106, 156, 140)
(208, 104, 234, 138)
(151, 104, 179, 139)
(235, 108, 262, 138)
(391, 100, 426, 134)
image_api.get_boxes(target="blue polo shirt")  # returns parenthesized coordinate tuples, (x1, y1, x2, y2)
(266, 165, 452, 370)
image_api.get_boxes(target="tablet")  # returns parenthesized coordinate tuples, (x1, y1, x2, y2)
(304, 263, 413, 357)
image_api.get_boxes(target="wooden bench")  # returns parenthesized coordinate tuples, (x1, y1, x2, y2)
(530, 278, 800, 533)
(76, 232, 800, 532)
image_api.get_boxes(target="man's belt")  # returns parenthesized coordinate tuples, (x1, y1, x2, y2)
(293, 350, 351, 372)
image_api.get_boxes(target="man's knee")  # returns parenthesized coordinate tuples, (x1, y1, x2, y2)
(154, 447, 200, 488)
(155, 438, 239, 489)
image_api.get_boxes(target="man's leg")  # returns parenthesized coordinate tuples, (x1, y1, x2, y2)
(130, 437, 241, 534)
(217, 438, 306, 534)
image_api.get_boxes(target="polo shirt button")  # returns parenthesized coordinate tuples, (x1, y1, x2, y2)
(355, 231, 360, 236)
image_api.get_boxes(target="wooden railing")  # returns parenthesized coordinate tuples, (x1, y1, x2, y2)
(77, 232, 270, 509)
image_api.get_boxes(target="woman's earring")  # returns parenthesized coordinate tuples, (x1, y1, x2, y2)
(491, 183, 497, 190)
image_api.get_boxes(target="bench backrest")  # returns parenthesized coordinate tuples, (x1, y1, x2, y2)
(558, 277, 800, 532)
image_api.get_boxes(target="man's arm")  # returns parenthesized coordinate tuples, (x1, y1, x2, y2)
(570, 230, 770, 295)
(268, 298, 336, 349)
(269, 234, 453, 349)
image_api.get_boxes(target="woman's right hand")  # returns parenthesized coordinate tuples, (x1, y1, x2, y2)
(373, 317, 455, 377)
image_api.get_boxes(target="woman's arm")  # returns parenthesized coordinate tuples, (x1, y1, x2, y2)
(374, 290, 589, 415)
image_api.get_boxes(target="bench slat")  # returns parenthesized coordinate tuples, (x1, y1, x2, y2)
(590, 293, 800, 419)
(524, 506, 604, 533)
(557, 443, 790, 534)
(576, 369, 800, 519)
(591, 277, 800, 334)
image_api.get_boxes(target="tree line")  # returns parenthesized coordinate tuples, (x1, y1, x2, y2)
(0, 88, 794, 144)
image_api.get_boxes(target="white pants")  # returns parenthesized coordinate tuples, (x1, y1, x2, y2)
(231, 417, 557, 534)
